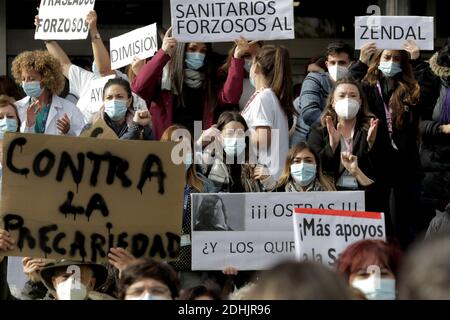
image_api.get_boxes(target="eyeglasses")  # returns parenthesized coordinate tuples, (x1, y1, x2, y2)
(126, 285, 170, 297)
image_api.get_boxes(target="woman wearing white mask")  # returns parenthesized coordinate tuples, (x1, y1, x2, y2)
(350, 45, 423, 249)
(198, 111, 275, 193)
(336, 239, 402, 300)
(11, 50, 85, 136)
(118, 259, 180, 300)
(90, 78, 153, 140)
(275, 142, 335, 192)
(308, 78, 379, 191)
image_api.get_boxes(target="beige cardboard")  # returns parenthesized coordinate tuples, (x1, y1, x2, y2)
(80, 119, 118, 140)
(1, 132, 185, 263)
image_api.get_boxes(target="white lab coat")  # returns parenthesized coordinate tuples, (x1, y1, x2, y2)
(15, 94, 86, 136)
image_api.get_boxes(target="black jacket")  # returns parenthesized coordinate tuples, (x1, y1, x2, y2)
(307, 124, 377, 189)
(349, 61, 423, 184)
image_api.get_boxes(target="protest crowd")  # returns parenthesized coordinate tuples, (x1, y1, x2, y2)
(0, 1, 450, 302)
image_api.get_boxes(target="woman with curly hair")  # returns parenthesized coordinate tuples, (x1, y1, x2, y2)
(11, 50, 85, 136)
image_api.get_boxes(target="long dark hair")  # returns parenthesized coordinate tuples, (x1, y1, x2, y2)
(216, 111, 250, 162)
(363, 50, 420, 129)
(254, 45, 297, 119)
(195, 195, 228, 230)
(170, 42, 217, 111)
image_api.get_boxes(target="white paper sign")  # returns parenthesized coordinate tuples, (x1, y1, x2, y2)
(293, 208, 386, 267)
(191, 191, 364, 270)
(110, 23, 158, 70)
(87, 75, 115, 110)
(35, 0, 96, 40)
(171, 0, 295, 42)
(355, 16, 434, 50)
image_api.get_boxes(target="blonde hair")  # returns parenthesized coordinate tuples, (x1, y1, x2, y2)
(277, 142, 336, 191)
(0, 94, 20, 127)
(11, 50, 65, 95)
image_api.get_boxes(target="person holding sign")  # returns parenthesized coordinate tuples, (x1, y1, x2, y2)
(349, 43, 422, 248)
(36, 11, 147, 125)
(336, 239, 402, 300)
(198, 111, 275, 193)
(275, 142, 336, 192)
(241, 45, 296, 180)
(132, 28, 243, 139)
(11, 50, 85, 136)
(89, 78, 153, 140)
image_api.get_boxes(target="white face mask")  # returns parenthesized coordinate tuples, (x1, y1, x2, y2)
(328, 64, 349, 82)
(352, 277, 396, 300)
(56, 276, 88, 300)
(334, 98, 361, 120)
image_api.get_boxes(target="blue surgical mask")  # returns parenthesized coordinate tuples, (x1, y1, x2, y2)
(126, 293, 170, 300)
(378, 61, 402, 78)
(105, 99, 128, 121)
(185, 52, 205, 70)
(291, 162, 317, 187)
(352, 277, 396, 300)
(0, 118, 18, 140)
(244, 59, 252, 73)
(22, 81, 44, 98)
(223, 137, 246, 157)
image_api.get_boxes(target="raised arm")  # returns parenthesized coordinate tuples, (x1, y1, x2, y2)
(87, 10, 113, 76)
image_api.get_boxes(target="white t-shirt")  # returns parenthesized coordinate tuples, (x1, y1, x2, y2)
(241, 88, 289, 180)
(68, 64, 147, 124)
(238, 78, 255, 111)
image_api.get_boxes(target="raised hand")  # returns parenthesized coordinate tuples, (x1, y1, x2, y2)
(359, 42, 377, 65)
(341, 151, 359, 176)
(26, 99, 43, 127)
(86, 10, 98, 32)
(367, 118, 379, 150)
(56, 113, 71, 134)
(403, 40, 420, 60)
(108, 247, 137, 276)
(132, 110, 152, 127)
(0, 229, 15, 253)
(161, 27, 177, 57)
(234, 36, 260, 59)
(326, 116, 342, 153)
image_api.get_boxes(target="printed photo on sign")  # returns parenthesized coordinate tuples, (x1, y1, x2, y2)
(355, 16, 434, 50)
(293, 208, 386, 268)
(192, 194, 245, 231)
(35, 0, 96, 40)
(191, 192, 365, 271)
(171, 0, 295, 43)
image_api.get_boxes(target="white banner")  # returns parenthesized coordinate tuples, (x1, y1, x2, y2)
(355, 16, 434, 50)
(293, 208, 386, 267)
(191, 191, 364, 270)
(171, 0, 295, 42)
(87, 74, 115, 110)
(110, 23, 158, 70)
(35, 0, 96, 40)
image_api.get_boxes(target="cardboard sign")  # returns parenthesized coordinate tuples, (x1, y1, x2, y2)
(191, 191, 364, 270)
(293, 208, 386, 267)
(171, 0, 295, 42)
(355, 16, 434, 50)
(80, 118, 118, 139)
(35, 0, 96, 40)
(0, 133, 185, 263)
(110, 23, 158, 70)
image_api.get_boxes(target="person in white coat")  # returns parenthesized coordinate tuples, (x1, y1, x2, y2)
(11, 50, 85, 136)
